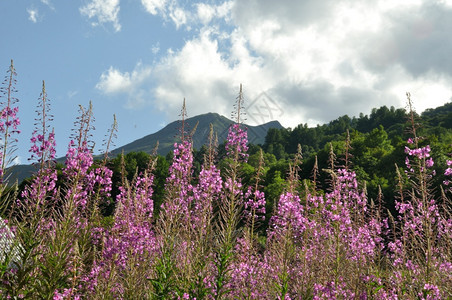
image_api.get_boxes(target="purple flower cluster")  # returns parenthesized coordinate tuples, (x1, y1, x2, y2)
(445, 160, 452, 175)
(85, 169, 156, 297)
(404, 144, 431, 159)
(162, 140, 194, 220)
(103, 196, 156, 267)
(1, 79, 451, 298)
(244, 187, 266, 221)
(229, 237, 269, 299)
(225, 123, 249, 162)
(0, 61, 20, 181)
(63, 140, 96, 212)
(270, 192, 307, 240)
(28, 82, 55, 167)
(86, 166, 113, 198)
(313, 280, 355, 299)
(421, 283, 442, 300)
(29, 129, 56, 164)
(190, 164, 222, 230)
(444, 160, 452, 188)
(262, 168, 393, 298)
(383, 144, 452, 297)
(404, 143, 435, 175)
(0, 106, 20, 135)
(54, 288, 80, 300)
(20, 168, 58, 209)
(65, 140, 93, 175)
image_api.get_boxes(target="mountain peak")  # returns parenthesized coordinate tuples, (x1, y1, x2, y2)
(111, 112, 283, 156)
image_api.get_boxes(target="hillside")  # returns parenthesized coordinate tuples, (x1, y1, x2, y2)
(7, 102, 451, 186)
(110, 112, 283, 156)
(7, 113, 283, 184)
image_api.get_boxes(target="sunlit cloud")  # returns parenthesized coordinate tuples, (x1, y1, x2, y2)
(27, 8, 39, 23)
(80, 0, 121, 32)
(97, 0, 452, 128)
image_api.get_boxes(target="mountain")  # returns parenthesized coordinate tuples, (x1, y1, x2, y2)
(6, 113, 283, 184)
(110, 112, 283, 156)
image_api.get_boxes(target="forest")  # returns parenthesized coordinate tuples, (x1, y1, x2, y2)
(75, 100, 452, 229)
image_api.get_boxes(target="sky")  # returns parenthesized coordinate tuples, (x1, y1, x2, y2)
(1, 0, 452, 165)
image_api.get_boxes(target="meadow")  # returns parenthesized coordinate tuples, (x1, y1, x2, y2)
(0, 61, 451, 299)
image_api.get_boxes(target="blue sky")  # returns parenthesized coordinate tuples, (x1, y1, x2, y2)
(1, 0, 452, 165)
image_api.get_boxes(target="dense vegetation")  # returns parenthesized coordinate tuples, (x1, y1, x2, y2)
(101, 100, 452, 226)
(1, 61, 451, 299)
(261, 102, 452, 212)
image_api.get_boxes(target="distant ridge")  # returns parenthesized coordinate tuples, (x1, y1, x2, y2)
(110, 112, 284, 156)
(7, 113, 283, 184)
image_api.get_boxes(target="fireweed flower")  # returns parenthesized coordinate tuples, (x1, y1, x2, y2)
(19, 82, 57, 225)
(444, 160, 452, 188)
(389, 142, 451, 297)
(54, 288, 80, 300)
(404, 143, 437, 178)
(0, 60, 21, 183)
(28, 81, 55, 169)
(29, 129, 56, 164)
(270, 192, 307, 240)
(0, 106, 20, 138)
(108, 173, 156, 264)
(85, 171, 156, 296)
(86, 166, 113, 198)
(223, 114, 247, 197)
(190, 164, 222, 231)
(228, 237, 269, 299)
(162, 139, 194, 219)
(420, 283, 442, 300)
(63, 140, 94, 211)
(404, 145, 431, 160)
(243, 187, 266, 221)
(322, 170, 377, 261)
(20, 168, 58, 207)
(445, 167, 452, 176)
(313, 280, 355, 300)
(225, 123, 249, 162)
(222, 176, 244, 213)
(335, 169, 368, 210)
(65, 140, 93, 176)
(23, 138, 57, 204)
(0, 106, 20, 133)
(265, 168, 378, 297)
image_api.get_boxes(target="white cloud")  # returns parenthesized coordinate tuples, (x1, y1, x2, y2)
(67, 90, 79, 99)
(196, 3, 215, 24)
(439, 0, 452, 8)
(97, 64, 152, 94)
(141, 0, 193, 29)
(226, 0, 452, 125)
(80, 0, 121, 32)
(141, 0, 167, 15)
(384, 68, 452, 113)
(97, 67, 132, 93)
(27, 8, 39, 23)
(151, 42, 160, 54)
(97, 0, 452, 128)
(152, 30, 236, 114)
(196, 1, 233, 25)
(96, 63, 152, 107)
(41, 0, 55, 10)
(169, 7, 187, 28)
(141, 0, 234, 29)
(216, 1, 233, 20)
